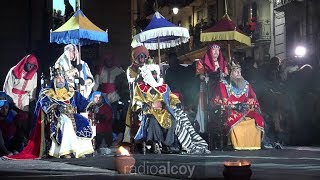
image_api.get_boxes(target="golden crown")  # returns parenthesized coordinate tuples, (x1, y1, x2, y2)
(49, 64, 65, 79)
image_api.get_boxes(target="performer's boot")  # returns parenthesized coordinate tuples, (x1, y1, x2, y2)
(153, 142, 161, 154)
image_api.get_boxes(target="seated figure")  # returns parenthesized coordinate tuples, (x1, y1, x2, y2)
(0, 99, 27, 156)
(6, 65, 94, 159)
(213, 61, 264, 150)
(132, 63, 210, 154)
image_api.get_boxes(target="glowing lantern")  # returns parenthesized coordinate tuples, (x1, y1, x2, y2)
(114, 146, 136, 174)
(223, 160, 252, 180)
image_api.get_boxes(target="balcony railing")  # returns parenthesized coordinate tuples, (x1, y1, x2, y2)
(274, 0, 295, 9)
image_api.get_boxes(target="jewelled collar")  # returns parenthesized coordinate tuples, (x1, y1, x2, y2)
(43, 87, 74, 101)
(221, 79, 249, 98)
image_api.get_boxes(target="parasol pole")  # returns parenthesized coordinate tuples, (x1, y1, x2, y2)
(76, 0, 81, 92)
(228, 43, 231, 62)
(224, 0, 227, 15)
(78, 44, 81, 60)
(249, 0, 252, 22)
(224, 0, 231, 62)
(77, 0, 81, 63)
(77, 0, 81, 10)
(158, 37, 161, 64)
(154, 0, 161, 65)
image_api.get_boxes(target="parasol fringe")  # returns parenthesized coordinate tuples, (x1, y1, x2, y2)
(200, 31, 251, 47)
(50, 29, 108, 46)
(132, 39, 188, 50)
(132, 27, 189, 50)
(133, 27, 189, 43)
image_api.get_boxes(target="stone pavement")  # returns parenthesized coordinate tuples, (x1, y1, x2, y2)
(1, 146, 320, 179)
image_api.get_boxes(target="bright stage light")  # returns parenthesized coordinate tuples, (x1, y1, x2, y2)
(173, 7, 179, 15)
(294, 45, 306, 58)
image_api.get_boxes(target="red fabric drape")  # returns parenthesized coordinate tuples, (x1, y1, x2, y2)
(202, 44, 228, 75)
(13, 54, 38, 80)
(7, 110, 43, 160)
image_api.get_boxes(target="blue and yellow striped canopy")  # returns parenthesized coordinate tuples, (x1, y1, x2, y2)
(50, 9, 108, 46)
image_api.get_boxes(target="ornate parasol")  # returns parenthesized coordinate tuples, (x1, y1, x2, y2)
(50, 1, 108, 60)
(198, 1, 251, 148)
(131, 11, 190, 64)
(200, 1, 251, 61)
(50, 9, 108, 46)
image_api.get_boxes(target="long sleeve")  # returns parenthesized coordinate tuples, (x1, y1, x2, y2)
(39, 94, 56, 114)
(30, 73, 38, 102)
(74, 91, 90, 112)
(248, 84, 257, 99)
(212, 81, 229, 106)
(83, 63, 94, 81)
(92, 74, 100, 91)
(219, 82, 228, 99)
(131, 85, 144, 111)
(83, 62, 95, 87)
(247, 84, 260, 109)
(96, 104, 112, 123)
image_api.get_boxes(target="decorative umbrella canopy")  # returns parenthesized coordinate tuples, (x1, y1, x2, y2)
(201, 14, 250, 47)
(200, 13, 251, 61)
(50, 9, 108, 46)
(132, 11, 190, 63)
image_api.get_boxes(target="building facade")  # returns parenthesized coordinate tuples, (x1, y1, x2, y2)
(272, 0, 320, 65)
(131, 0, 273, 65)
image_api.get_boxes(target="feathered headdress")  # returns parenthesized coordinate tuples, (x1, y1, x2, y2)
(139, 63, 163, 87)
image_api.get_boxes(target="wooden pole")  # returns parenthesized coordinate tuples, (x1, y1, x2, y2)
(78, 43, 81, 60)
(77, 0, 81, 60)
(228, 43, 231, 62)
(77, 0, 81, 10)
(76, 43, 81, 92)
(249, 0, 252, 22)
(224, 0, 227, 14)
(158, 37, 161, 64)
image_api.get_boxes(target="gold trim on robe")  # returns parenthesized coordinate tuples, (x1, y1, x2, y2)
(132, 83, 181, 129)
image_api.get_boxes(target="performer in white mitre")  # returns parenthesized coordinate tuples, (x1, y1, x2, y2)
(3, 54, 39, 112)
(55, 44, 95, 98)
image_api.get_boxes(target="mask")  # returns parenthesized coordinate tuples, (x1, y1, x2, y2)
(104, 59, 113, 68)
(24, 63, 35, 72)
(136, 53, 148, 64)
(151, 70, 158, 81)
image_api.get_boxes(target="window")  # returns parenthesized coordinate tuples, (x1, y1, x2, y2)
(197, 10, 203, 21)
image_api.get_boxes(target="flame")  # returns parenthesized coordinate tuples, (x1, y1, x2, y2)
(224, 160, 251, 166)
(117, 146, 130, 156)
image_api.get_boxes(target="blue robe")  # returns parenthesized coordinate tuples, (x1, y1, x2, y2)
(36, 89, 92, 145)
